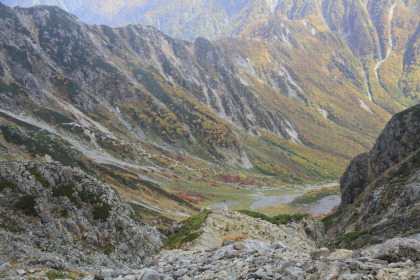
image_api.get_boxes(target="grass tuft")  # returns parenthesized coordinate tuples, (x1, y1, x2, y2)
(331, 229, 371, 248)
(238, 210, 309, 225)
(52, 183, 80, 207)
(322, 209, 343, 232)
(163, 210, 209, 249)
(93, 203, 111, 221)
(0, 180, 17, 192)
(15, 195, 38, 216)
(46, 270, 74, 280)
(28, 168, 50, 188)
(222, 234, 246, 243)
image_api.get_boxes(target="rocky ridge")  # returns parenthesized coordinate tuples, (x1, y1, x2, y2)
(0, 160, 165, 271)
(2, 210, 420, 279)
(340, 104, 420, 208)
(326, 104, 420, 248)
(192, 209, 324, 251)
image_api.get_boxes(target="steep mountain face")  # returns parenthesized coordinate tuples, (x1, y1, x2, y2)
(340, 104, 420, 208)
(0, 160, 164, 269)
(325, 105, 420, 248)
(0, 2, 389, 181)
(3, 0, 419, 112)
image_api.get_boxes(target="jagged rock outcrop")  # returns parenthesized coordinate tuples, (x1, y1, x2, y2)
(326, 105, 420, 248)
(340, 104, 420, 209)
(0, 161, 165, 270)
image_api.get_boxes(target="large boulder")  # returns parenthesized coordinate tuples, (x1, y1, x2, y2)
(374, 238, 420, 262)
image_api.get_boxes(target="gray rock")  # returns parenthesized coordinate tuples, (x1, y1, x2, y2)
(40, 256, 68, 270)
(270, 241, 286, 250)
(283, 267, 304, 279)
(277, 262, 293, 274)
(338, 274, 361, 280)
(310, 248, 330, 260)
(100, 269, 116, 278)
(173, 268, 188, 277)
(62, 167, 73, 182)
(320, 265, 341, 280)
(374, 238, 420, 262)
(140, 269, 167, 280)
(0, 262, 11, 273)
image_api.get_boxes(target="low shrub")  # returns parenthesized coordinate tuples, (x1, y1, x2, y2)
(15, 195, 38, 216)
(60, 209, 68, 217)
(46, 270, 74, 280)
(28, 168, 50, 188)
(0, 180, 17, 192)
(321, 209, 344, 231)
(78, 189, 101, 204)
(238, 210, 309, 225)
(332, 229, 371, 248)
(93, 203, 111, 221)
(52, 183, 79, 206)
(163, 210, 209, 249)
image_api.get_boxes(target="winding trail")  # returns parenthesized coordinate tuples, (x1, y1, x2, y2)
(374, 2, 397, 83)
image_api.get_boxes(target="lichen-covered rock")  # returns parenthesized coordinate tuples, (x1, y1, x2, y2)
(0, 161, 165, 270)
